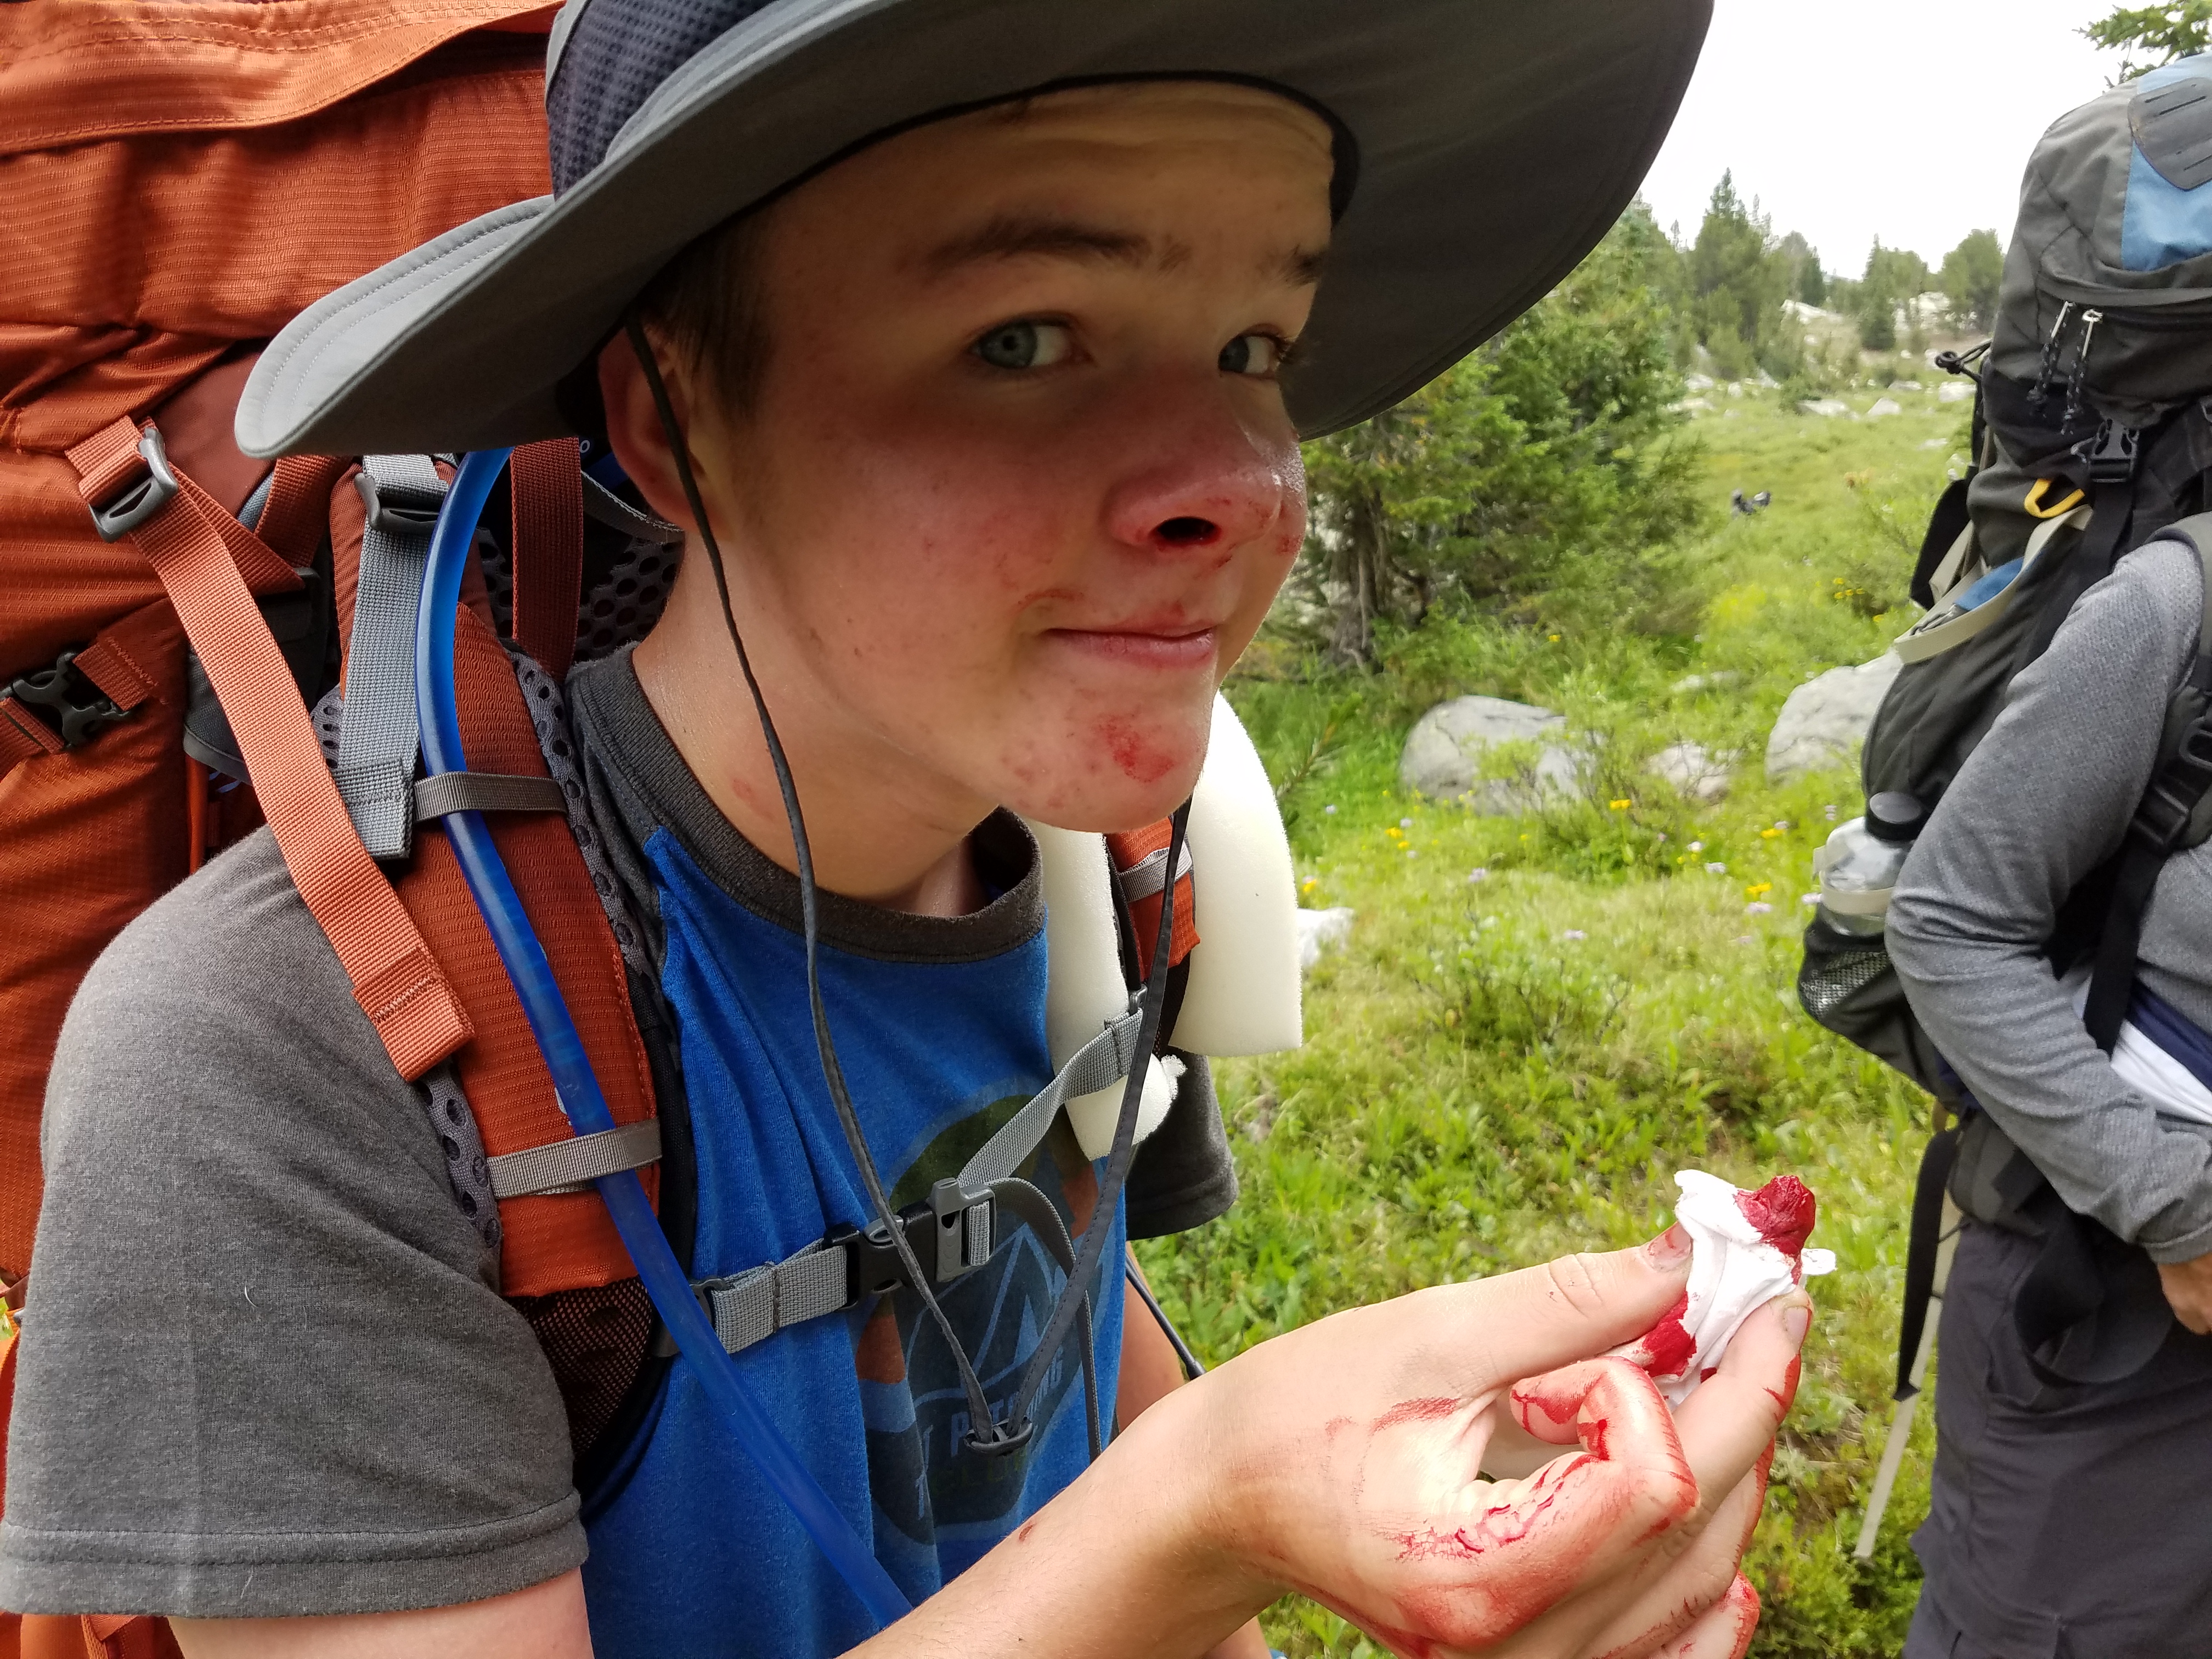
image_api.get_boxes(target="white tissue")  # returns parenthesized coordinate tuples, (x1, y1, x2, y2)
(1615, 1170, 1834, 1407)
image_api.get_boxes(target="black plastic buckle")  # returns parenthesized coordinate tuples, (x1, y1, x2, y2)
(87, 427, 179, 544)
(6, 648, 128, 749)
(2076, 420, 2140, 486)
(828, 1184, 993, 1307)
(354, 469, 445, 537)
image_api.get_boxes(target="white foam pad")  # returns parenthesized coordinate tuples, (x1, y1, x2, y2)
(1170, 694, 1302, 1058)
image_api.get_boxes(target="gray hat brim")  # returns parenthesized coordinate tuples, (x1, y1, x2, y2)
(238, 0, 1710, 458)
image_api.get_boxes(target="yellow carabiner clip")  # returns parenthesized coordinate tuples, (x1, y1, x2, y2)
(2024, 477, 2086, 519)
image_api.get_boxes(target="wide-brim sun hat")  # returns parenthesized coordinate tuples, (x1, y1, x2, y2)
(236, 0, 1712, 460)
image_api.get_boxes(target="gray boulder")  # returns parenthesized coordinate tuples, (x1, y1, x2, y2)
(1799, 398, 1852, 417)
(1765, 653, 1903, 781)
(1648, 741, 1737, 804)
(1296, 907, 1356, 970)
(1401, 696, 1585, 812)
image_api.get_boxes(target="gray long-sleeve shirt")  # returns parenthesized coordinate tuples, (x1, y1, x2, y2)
(1888, 537, 2212, 1264)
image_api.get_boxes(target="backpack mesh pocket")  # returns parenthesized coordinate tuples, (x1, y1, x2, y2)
(1799, 936, 1892, 1019)
(1798, 918, 1958, 1101)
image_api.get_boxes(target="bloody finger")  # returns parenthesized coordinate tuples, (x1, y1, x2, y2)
(1652, 1573, 1759, 1659)
(1667, 1295, 1805, 1514)
(1371, 1361, 1701, 1651)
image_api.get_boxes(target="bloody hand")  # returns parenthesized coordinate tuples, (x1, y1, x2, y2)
(1189, 1237, 1810, 1659)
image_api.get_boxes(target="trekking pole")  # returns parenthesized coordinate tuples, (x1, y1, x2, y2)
(1854, 1190, 1959, 1560)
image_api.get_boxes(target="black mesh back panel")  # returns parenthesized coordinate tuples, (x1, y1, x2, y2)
(548, 0, 781, 193)
(575, 535, 679, 663)
(512, 1279, 659, 1462)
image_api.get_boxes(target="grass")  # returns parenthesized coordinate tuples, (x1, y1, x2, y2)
(1132, 379, 1976, 1656)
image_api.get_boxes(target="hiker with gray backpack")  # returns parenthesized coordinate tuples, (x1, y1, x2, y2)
(1798, 57, 2212, 1659)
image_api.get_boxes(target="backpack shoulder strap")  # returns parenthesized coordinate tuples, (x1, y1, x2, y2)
(394, 476, 659, 1299)
(66, 417, 475, 1079)
(2080, 513, 2212, 1049)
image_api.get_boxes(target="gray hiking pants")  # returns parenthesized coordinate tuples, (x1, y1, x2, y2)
(1905, 1220, 2212, 1659)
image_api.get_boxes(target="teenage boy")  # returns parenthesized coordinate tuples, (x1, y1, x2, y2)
(0, 3, 1807, 1656)
(1890, 542, 2212, 1656)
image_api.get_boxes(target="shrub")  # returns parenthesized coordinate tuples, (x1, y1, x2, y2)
(1299, 208, 1706, 661)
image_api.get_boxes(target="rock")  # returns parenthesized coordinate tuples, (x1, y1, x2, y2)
(1891, 380, 1923, 392)
(1725, 381, 1745, 398)
(1765, 653, 1903, 781)
(1683, 373, 1714, 392)
(1400, 695, 1585, 812)
(1938, 380, 1974, 403)
(1671, 397, 1712, 414)
(1798, 398, 1852, 417)
(1754, 370, 1780, 390)
(1648, 741, 1738, 803)
(1865, 397, 1904, 418)
(1671, 670, 1742, 695)
(1296, 907, 1355, 970)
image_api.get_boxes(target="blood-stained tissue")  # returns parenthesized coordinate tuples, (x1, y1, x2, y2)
(1613, 1171, 1835, 1407)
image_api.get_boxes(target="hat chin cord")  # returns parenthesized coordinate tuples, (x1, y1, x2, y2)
(620, 315, 1186, 1462)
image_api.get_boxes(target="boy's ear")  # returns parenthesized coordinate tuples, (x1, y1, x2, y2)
(598, 331, 699, 533)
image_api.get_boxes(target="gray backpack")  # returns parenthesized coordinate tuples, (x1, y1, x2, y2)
(1797, 57, 2212, 1406)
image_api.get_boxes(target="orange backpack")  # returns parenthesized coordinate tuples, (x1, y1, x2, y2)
(0, 13, 1210, 1654)
(0, 9, 662, 1655)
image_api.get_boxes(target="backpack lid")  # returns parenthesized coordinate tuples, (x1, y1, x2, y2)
(1992, 54, 2212, 405)
(237, 0, 1711, 459)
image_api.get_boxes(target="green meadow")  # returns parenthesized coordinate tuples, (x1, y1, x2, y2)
(1137, 378, 1974, 1656)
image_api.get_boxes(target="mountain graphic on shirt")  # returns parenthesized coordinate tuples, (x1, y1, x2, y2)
(857, 1102, 1107, 1539)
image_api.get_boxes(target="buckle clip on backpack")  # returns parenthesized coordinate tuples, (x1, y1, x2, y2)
(1806, 56, 2212, 1557)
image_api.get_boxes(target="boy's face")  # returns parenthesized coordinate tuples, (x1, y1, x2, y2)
(627, 82, 1333, 833)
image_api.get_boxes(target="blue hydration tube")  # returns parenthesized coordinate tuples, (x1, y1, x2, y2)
(413, 448, 912, 1629)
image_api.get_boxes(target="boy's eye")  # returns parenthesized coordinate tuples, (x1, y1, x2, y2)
(973, 320, 1073, 370)
(1220, 333, 1285, 377)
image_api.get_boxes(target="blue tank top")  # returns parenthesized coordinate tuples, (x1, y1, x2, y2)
(578, 827, 1126, 1657)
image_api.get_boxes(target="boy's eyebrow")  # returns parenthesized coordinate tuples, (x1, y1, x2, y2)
(919, 215, 1161, 274)
(1276, 245, 1329, 286)
(918, 213, 1330, 287)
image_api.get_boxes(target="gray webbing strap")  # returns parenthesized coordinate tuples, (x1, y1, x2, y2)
(957, 1002, 1146, 1196)
(413, 770, 569, 822)
(677, 1005, 1146, 1359)
(701, 1246, 852, 1356)
(486, 1118, 662, 1198)
(1117, 840, 1193, 904)
(581, 471, 684, 545)
(334, 455, 445, 860)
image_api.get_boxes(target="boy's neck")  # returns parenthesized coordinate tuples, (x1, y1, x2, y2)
(630, 562, 990, 920)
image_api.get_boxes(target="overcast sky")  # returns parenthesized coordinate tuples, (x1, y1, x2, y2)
(1639, 0, 2130, 277)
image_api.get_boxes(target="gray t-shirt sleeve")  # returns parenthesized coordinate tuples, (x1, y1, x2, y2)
(1887, 539, 2212, 1262)
(0, 830, 583, 1618)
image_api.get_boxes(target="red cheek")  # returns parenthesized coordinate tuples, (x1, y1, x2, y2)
(1099, 715, 1176, 784)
